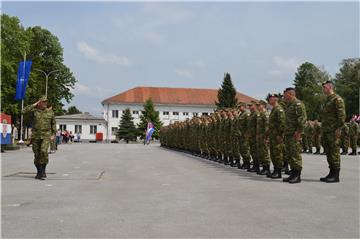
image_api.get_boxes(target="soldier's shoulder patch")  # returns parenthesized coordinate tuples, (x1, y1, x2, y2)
(279, 109, 284, 112)
(296, 102, 301, 106)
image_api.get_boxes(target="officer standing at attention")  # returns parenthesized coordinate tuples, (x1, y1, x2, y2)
(282, 88, 307, 184)
(24, 96, 56, 180)
(320, 81, 346, 183)
(266, 93, 286, 179)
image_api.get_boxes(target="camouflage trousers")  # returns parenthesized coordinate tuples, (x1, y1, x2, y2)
(340, 137, 349, 151)
(322, 131, 341, 169)
(239, 137, 251, 164)
(269, 136, 284, 169)
(258, 136, 270, 167)
(249, 136, 259, 165)
(285, 134, 303, 171)
(32, 138, 50, 165)
(350, 135, 358, 151)
(313, 136, 321, 151)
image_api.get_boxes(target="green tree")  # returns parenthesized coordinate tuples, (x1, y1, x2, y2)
(117, 108, 137, 143)
(335, 58, 360, 119)
(66, 106, 81, 115)
(216, 72, 238, 109)
(137, 98, 163, 139)
(294, 62, 330, 120)
(1, 14, 76, 127)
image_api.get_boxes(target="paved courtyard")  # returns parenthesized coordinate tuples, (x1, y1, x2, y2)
(1, 143, 359, 238)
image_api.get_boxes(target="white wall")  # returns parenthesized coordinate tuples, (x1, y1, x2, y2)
(56, 120, 106, 141)
(103, 103, 216, 141)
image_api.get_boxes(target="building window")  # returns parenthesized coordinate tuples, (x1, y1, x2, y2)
(111, 127, 118, 136)
(133, 110, 139, 115)
(163, 111, 169, 116)
(193, 112, 198, 117)
(59, 124, 67, 131)
(173, 112, 179, 116)
(202, 112, 209, 116)
(90, 125, 97, 134)
(75, 125, 82, 134)
(183, 112, 189, 116)
(112, 110, 119, 118)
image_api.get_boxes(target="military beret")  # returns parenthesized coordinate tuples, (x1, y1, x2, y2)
(321, 80, 333, 86)
(284, 87, 295, 92)
(257, 100, 267, 106)
(238, 102, 247, 107)
(266, 93, 279, 101)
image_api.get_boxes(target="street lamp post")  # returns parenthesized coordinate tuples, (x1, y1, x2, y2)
(34, 69, 60, 98)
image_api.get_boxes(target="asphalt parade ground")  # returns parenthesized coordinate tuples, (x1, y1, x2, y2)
(1, 143, 359, 238)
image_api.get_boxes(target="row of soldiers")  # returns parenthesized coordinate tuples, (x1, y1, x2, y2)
(160, 82, 348, 184)
(302, 120, 360, 155)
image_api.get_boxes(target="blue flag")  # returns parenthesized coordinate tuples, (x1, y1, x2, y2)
(15, 60, 32, 101)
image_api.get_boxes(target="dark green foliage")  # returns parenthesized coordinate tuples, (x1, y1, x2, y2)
(334, 58, 360, 119)
(137, 98, 163, 139)
(216, 72, 238, 109)
(117, 108, 137, 143)
(66, 106, 81, 115)
(294, 62, 329, 120)
(1, 14, 76, 127)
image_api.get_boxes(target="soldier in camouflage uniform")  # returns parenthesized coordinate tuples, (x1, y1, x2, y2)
(256, 100, 271, 175)
(237, 102, 252, 169)
(320, 81, 346, 183)
(279, 94, 290, 174)
(282, 88, 307, 184)
(266, 93, 286, 178)
(340, 123, 350, 155)
(24, 96, 56, 180)
(349, 118, 359, 155)
(312, 120, 322, 154)
(247, 101, 260, 173)
(305, 121, 314, 153)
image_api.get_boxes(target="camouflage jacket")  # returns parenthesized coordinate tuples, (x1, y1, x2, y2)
(268, 105, 285, 138)
(321, 93, 345, 133)
(284, 98, 307, 136)
(24, 104, 56, 139)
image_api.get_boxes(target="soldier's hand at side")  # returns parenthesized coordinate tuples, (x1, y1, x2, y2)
(50, 136, 55, 141)
(276, 136, 283, 144)
(335, 129, 341, 139)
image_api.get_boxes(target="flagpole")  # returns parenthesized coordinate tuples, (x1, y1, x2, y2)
(18, 53, 26, 144)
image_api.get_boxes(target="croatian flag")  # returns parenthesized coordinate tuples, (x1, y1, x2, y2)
(15, 60, 32, 101)
(145, 122, 155, 144)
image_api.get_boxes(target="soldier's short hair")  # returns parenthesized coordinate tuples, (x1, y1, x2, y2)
(321, 80, 333, 86)
(284, 87, 295, 92)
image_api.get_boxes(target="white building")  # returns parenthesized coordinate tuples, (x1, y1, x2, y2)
(55, 113, 107, 142)
(101, 86, 256, 141)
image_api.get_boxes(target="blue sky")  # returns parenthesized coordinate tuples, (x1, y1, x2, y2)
(3, 1, 359, 115)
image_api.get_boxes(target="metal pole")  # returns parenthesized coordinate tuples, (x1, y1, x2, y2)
(18, 53, 26, 144)
(45, 74, 48, 98)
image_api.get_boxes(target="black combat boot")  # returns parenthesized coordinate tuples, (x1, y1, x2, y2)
(229, 156, 234, 167)
(341, 149, 348, 155)
(248, 164, 259, 173)
(35, 164, 41, 179)
(326, 169, 340, 183)
(288, 170, 301, 184)
(320, 168, 333, 182)
(224, 155, 230, 165)
(283, 162, 290, 175)
(241, 162, 250, 170)
(283, 170, 296, 182)
(270, 168, 282, 179)
(308, 148, 313, 154)
(349, 150, 357, 156)
(258, 165, 270, 175)
(41, 164, 47, 179)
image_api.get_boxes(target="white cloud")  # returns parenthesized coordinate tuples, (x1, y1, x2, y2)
(268, 70, 282, 77)
(175, 69, 193, 78)
(189, 60, 206, 68)
(273, 56, 300, 72)
(72, 83, 94, 96)
(77, 41, 132, 66)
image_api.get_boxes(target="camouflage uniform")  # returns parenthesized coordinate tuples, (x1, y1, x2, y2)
(349, 120, 359, 155)
(256, 104, 271, 175)
(320, 92, 345, 183)
(24, 98, 56, 180)
(312, 121, 322, 154)
(340, 123, 350, 155)
(247, 105, 260, 172)
(237, 107, 251, 169)
(268, 104, 285, 177)
(283, 97, 306, 183)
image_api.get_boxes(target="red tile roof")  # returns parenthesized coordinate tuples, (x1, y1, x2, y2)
(102, 86, 257, 106)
